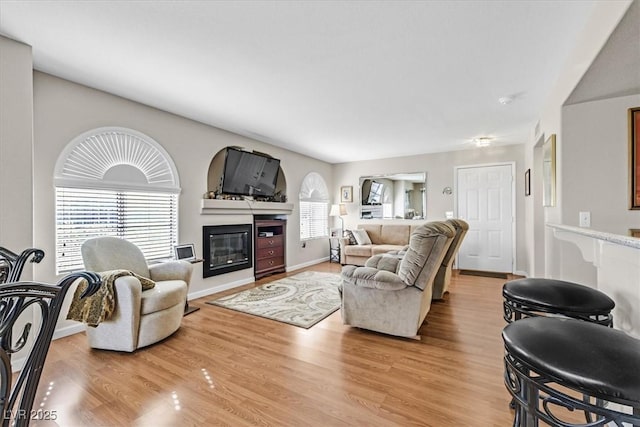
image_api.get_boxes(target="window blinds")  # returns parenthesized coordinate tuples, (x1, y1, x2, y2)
(55, 187, 178, 274)
(299, 201, 328, 240)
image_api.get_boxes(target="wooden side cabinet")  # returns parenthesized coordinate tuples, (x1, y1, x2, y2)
(254, 219, 286, 279)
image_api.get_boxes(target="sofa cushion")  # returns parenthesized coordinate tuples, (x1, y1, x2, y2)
(344, 245, 374, 257)
(365, 253, 402, 273)
(360, 224, 383, 244)
(140, 280, 187, 315)
(344, 230, 358, 245)
(380, 225, 412, 246)
(352, 229, 372, 245)
(372, 244, 406, 255)
(341, 265, 408, 291)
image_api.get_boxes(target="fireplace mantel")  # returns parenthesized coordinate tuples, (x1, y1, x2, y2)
(200, 199, 294, 215)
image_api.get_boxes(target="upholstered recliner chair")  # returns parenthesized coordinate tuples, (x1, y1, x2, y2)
(340, 221, 455, 337)
(80, 237, 192, 352)
(432, 218, 469, 300)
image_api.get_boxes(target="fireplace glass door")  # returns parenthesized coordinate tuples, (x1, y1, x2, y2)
(202, 224, 252, 277)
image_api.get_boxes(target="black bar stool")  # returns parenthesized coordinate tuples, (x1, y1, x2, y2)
(503, 278, 614, 326)
(503, 316, 640, 427)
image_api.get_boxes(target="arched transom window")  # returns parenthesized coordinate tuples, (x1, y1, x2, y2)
(299, 172, 329, 240)
(54, 127, 181, 274)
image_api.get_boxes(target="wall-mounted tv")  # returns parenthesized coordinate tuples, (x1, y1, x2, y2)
(221, 147, 280, 197)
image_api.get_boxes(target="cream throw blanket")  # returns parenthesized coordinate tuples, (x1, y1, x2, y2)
(67, 269, 155, 327)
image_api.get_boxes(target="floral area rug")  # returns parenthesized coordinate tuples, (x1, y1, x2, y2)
(206, 271, 341, 328)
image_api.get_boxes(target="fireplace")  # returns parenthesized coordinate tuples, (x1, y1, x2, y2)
(202, 224, 252, 278)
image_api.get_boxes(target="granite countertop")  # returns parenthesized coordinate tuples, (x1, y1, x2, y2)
(547, 223, 640, 250)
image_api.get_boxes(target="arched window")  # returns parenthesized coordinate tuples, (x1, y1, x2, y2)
(299, 172, 329, 240)
(54, 127, 180, 274)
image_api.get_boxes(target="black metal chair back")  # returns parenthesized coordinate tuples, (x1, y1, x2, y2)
(0, 271, 101, 427)
(0, 247, 45, 284)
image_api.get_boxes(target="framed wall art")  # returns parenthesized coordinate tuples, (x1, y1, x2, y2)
(340, 185, 353, 203)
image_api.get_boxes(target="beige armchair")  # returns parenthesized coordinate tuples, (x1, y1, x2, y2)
(81, 237, 191, 352)
(340, 221, 455, 337)
(432, 218, 469, 300)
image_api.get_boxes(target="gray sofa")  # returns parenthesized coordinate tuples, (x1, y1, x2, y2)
(433, 219, 469, 299)
(340, 221, 455, 337)
(339, 223, 424, 265)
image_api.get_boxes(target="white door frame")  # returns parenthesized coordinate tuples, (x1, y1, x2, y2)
(453, 162, 516, 273)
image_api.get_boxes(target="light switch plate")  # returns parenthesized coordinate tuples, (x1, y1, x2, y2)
(579, 211, 591, 227)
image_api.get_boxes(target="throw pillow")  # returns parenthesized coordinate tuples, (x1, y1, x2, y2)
(352, 229, 372, 245)
(344, 230, 358, 245)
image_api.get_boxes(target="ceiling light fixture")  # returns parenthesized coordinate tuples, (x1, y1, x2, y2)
(473, 137, 492, 147)
(498, 96, 513, 105)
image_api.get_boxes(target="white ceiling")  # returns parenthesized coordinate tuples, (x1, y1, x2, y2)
(0, 1, 606, 164)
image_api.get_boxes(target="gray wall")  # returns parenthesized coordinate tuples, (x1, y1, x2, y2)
(562, 94, 640, 234)
(553, 93, 640, 285)
(32, 72, 333, 333)
(0, 36, 33, 271)
(0, 36, 35, 368)
(333, 144, 528, 274)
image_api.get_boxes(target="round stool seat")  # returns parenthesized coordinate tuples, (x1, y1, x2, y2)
(503, 317, 640, 405)
(503, 278, 614, 325)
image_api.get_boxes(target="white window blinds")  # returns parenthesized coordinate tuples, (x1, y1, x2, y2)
(54, 128, 181, 275)
(299, 172, 330, 240)
(300, 201, 328, 240)
(55, 187, 178, 274)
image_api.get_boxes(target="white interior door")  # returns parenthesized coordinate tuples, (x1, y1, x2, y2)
(456, 164, 514, 273)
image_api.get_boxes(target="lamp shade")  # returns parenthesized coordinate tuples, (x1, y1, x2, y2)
(329, 204, 347, 216)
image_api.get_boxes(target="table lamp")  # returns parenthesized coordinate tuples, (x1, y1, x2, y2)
(329, 204, 347, 236)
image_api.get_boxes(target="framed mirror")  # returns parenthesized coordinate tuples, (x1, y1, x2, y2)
(359, 172, 426, 219)
(542, 134, 556, 207)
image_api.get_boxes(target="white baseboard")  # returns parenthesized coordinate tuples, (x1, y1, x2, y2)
(53, 323, 85, 340)
(286, 257, 329, 272)
(188, 258, 330, 301)
(513, 270, 529, 277)
(187, 277, 255, 301)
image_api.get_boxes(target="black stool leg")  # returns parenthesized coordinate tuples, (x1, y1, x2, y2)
(524, 379, 538, 427)
(582, 394, 599, 423)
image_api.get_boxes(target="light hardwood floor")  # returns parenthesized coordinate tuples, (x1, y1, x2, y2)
(36, 263, 518, 426)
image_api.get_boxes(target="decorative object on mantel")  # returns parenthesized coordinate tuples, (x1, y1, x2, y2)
(340, 185, 353, 203)
(206, 271, 341, 328)
(203, 190, 287, 203)
(524, 168, 531, 196)
(628, 107, 640, 209)
(542, 134, 556, 207)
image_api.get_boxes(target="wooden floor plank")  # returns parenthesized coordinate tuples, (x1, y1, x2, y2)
(30, 264, 521, 426)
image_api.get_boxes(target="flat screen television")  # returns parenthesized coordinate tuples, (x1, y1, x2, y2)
(221, 147, 280, 197)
